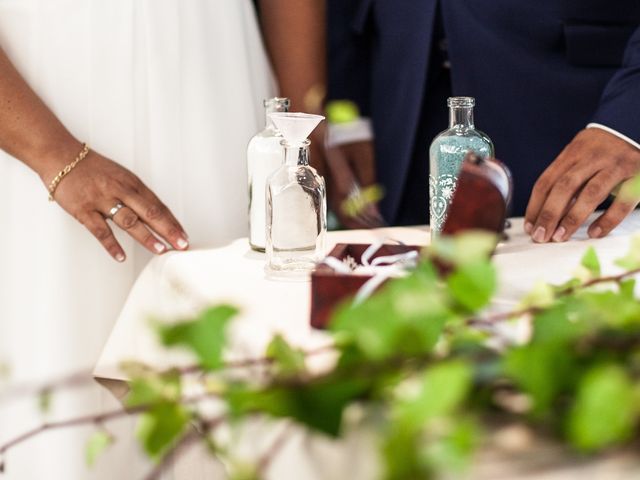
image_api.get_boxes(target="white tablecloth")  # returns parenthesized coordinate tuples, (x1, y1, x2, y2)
(94, 214, 640, 479)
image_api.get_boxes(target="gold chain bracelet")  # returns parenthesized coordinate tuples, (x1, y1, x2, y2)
(47, 143, 90, 201)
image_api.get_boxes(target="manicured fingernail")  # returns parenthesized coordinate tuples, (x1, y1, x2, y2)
(116, 253, 126, 263)
(552, 226, 566, 243)
(177, 237, 189, 250)
(524, 222, 533, 234)
(154, 242, 166, 253)
(590, 226, 603, 239)
(532, 226, 546, 243)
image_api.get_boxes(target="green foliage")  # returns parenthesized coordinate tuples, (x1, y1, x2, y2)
(38, 389, 52, 414)
(580, 246, 601, 278)
(616, 175, 640, 203)
(567, 364, 638, 451)
(503, 343, 576, 414)
(331, 262, 451, 361)
(122, 236, 640, 478)
(447, 261, 497, 312)
(341, 185, 385, 219)
(429, 232, 497, 267)
(615, 234, 640, 270)
(157, 306, 238, 370)
(227, 376, 371, 437)
(383, 362, 474, 480)
(136, 402, 190, 459)
(393, 361, 473, 429)
(126, 369, 182, 408)
(85, 431, 113, 467)
(266, 334, 306, 376)
(325, 100, 360, 124)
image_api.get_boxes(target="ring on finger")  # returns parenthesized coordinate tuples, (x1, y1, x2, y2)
(108, 202, 125, 219)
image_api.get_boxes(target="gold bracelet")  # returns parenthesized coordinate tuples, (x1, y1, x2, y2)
(47, 143, 90, 201)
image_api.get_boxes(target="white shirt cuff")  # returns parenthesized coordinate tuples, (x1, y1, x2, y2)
(326, 117, 374, 148)
(587, 123, 640, 151)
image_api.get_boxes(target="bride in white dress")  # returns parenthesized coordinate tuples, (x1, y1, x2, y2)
(0, 0, 325, 478)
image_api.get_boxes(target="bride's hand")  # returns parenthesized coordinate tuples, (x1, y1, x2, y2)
(47, 149, 189, 262)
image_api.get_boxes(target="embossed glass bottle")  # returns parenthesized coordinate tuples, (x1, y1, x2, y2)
(266, 113, 327, 278)
(247, 97, 291, 251)
(429, 97, 494, 238)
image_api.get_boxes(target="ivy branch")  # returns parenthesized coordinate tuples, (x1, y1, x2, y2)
(3, 234, 640, 479)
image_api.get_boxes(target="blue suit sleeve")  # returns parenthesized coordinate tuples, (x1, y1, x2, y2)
(592, 26, 640, 143)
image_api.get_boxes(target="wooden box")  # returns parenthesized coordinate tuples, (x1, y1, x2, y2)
(310, 243, 422, 329)
(310, 152, 513, 329)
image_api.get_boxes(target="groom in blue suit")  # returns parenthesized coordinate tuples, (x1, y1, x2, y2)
(326, 0, 640, 243)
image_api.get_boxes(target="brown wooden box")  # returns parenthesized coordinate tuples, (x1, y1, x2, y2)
(310, 152, 513, 329)
(310, 243, 422, 329)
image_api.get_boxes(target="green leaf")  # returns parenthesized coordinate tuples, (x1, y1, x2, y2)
(447, 261, 497, 312)
(580, 246, 601, 278)
(85, 431, 113, 467)
(394, 361, 473, 428)
(266, 334, 306, 376)
(158, 305, 238, 370)
(422, 416, 479, 474)
(136, 402, 190, 458)
(126, 369, 182, 408)
(341, 184, 385, 219)
(227, 377, 370, 437)
(38, 389, 52, 414)
(620, 279, 636, 299)
(616, 175, 640, 203)
(382, 426, 432, 480)
(331, 262, 450, 361)
(228, 462, 260, 480)
(531, 300, 590, 345)
(586, 291, 640, 327)
(430, 232, 497, 267)
(520, 281, 557, 309)
(503, 343, 577, 414)
(383, 363, 474, 480)
(615, 235, 640, 270)
(567, 364, 637, 451)
(325, 100, 360, 124)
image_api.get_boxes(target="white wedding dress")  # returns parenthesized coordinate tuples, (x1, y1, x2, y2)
(0, 1, 274, 478)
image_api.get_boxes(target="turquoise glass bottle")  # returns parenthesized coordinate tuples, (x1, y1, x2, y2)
(429, 97, 494, 238)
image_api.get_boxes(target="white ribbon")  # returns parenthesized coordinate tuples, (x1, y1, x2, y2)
(320, 240, 419, 305)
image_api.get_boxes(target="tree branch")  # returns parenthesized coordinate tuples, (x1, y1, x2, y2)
(0, 393, 214, 457)
(257, 423, 294, 475)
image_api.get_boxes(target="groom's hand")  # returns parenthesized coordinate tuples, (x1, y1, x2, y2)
(525, 128, 640, 243)
(325, 140, 385, 229)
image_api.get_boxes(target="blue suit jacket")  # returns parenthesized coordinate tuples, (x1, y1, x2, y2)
(328, 0, 640, 223)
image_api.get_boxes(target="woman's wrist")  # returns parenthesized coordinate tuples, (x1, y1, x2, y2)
(32, 135, 85, 186)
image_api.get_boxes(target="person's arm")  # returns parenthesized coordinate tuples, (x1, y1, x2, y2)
(525, 26, 640, 242)
(259, 0, 326, 118)
(259, 0, 383, 228)
(0, 46, 188, 261)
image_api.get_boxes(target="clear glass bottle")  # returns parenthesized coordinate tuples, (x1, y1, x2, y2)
(266, 114, 327, 278)
(247, 97, 291, 251)
(429, 97, 494, 238)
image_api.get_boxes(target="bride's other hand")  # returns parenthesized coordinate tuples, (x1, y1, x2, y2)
(47, 143, 189, 262)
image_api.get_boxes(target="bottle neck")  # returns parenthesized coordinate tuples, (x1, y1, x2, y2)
(283, 141, 310, 166)
(264, 98, 290, 130)
(449, 106, 475, 129)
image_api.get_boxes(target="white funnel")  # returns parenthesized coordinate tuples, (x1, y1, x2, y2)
(269, 112, 325, 145)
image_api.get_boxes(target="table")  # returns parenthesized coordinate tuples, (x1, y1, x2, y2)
(95, 214, 640, 479)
